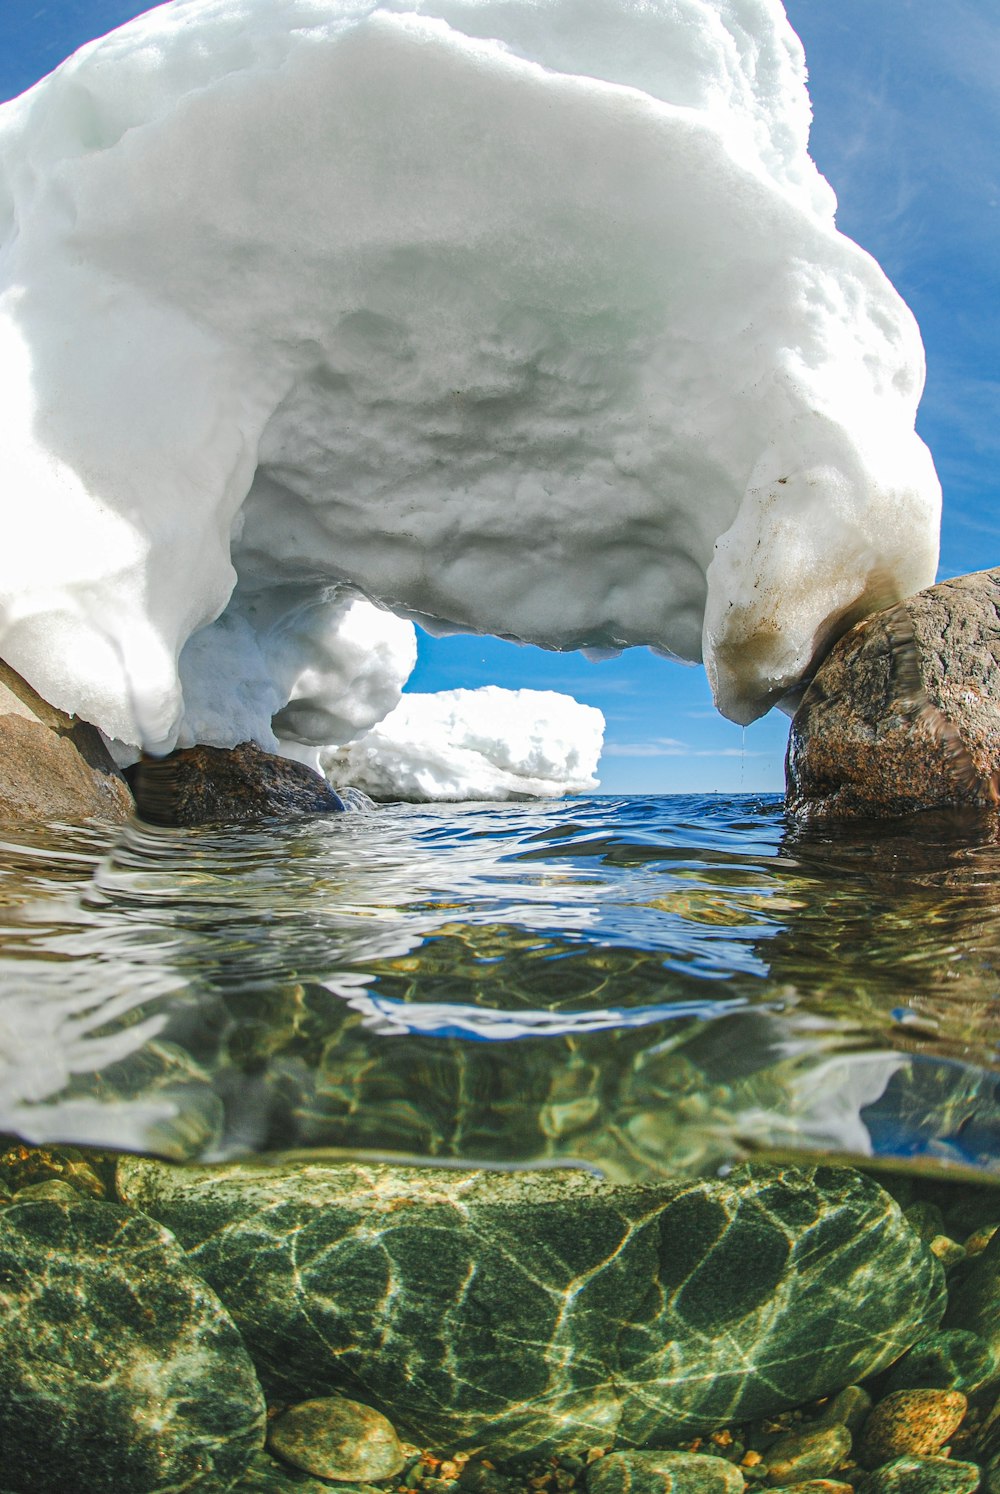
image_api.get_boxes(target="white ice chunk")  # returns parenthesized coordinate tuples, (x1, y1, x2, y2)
(323, 686, 605, 800)
(177, 590, 416, 751)
(0, 0, 940, 747)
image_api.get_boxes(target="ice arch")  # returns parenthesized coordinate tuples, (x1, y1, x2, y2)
(0, 0, 940, 753)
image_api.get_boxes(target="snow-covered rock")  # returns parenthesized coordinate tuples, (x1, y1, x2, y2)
(323, 687, 604, 800)
(0, 0, 939, 752)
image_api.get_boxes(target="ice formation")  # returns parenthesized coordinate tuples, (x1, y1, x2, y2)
(0, 0, 940, 755)
(324, 686, 604, 800)
(177, 590, 416, 752)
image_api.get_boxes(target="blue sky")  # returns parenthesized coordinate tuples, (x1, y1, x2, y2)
(2, 2, 995, 794)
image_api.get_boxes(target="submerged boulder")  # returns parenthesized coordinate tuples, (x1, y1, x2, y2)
(786, 568, 1000, 821)
(127, 740, 345, 825)
(117, 1158, 944, 1457)
(0, 1194, 266, 1493)
(0, 657, 132, 824)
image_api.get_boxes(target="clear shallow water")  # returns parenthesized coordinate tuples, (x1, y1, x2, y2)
(1, 793, 1000, 1179)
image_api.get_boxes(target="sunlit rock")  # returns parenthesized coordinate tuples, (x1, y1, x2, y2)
(117, 1158, 944, 1457)
(266, 1395, 405, 1482)
(0, 1195, 266, 1492)
(0, 658, 131, 824)
(786, 569, 1000, 821)
(586, 1451, 747, 1494)
(0, 0, 938, 753)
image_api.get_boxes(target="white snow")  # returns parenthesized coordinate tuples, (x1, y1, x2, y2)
(323, 685, 605, 800)
(0, 0, 940, 755)
(178, 590, 417, 752)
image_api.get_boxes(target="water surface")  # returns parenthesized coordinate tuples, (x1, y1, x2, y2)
(2, 793, 999, 1179)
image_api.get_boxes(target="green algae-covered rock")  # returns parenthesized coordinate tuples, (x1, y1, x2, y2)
(118, 1159, 944, 1457)
(0, 1196, 266, 1493)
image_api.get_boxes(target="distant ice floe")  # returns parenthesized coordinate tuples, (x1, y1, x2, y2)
(322, 686, 605, 800)
(0, 0, 939, 761)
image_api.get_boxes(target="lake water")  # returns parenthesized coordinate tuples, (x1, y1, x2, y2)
(3, 791, 1000, 1183)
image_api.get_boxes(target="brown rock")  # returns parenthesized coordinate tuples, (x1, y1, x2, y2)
(785, 568, 1000, 820)
(0, 657, 132, 823)
(857, 1390, 968, 1469)
(128, 740, 345, 825)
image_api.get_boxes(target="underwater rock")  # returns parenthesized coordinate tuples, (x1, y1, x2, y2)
(0, 1143, 108, 1200)
(856, 1390, 967, 1469)
(0, 657, 132, 824)
(813, 1387, 873, 1437)
(266, 1396, 405, 1482)
(0, 1195, 266, 1493)
(772, 1483, 852, 1494)
(858, 1458, 981, 1494)
(885, 1332, 999, 1398)
(116, 1158, 945, 1457)
(127, 740, 345, 826)
(584, 1451, 746, 1494)
(786, 569, 1000, 820)
(964, 1225, 1000, 1259)
(231, 1448, 386, 1491)
(763, 1423, 852, 1485)
(945, 1225, 1000, 1356)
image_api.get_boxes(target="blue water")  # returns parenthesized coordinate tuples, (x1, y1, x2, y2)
(1, 793, 999, 1179)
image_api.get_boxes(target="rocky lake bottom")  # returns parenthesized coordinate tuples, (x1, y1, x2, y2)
(2, 795, 1000, 1490)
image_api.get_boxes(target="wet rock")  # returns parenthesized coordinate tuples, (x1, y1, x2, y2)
(929, 1238, 966, 1269)
(457, 1460, 521, 1494)
(857, 1458, 980, 1494)
(128, 740, 344, 826)
(585, 1451, 746, 1494)
(117, 1158, 945, 1458)
(964, 1225, 1000, 1259)
(267, 1396, 405, 1482)
(11, 1179, 81, 1204)
(905, 1205, 947, 1244)
(232, 1449, 377, 1491)
(774, 1483, 853, 1494)
(981, 1450, 1000, 1494)
(0, 1195, 266, 1492)
(885, 1332, 998, 1397)
(857, 1391, 967, 1469)
(946, 1226, 1000, 1356)
(764, 1424, 852, 1485)
(0, 657, 132, 824)
(785, 568, 1000, 820)
(0, 1144, 108, 1200)
(814, 1388, 873, 1437)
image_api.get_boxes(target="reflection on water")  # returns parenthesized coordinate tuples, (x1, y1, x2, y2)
(1, 795, 1000, 1178)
